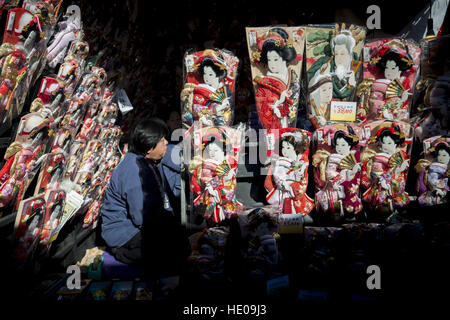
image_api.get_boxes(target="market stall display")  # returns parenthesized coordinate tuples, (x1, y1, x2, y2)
(0, 0, 448, 304)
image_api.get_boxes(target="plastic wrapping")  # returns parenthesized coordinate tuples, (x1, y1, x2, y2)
(356, 38, 421, 122)
(0, 45, 27, 127)
(0, 2, 59, 133)
(33, 152, 66, 195)
(187, 124, 244, 223)
(311, 123, 364, 221)
(13, 194, 46, 264)
(46, 4, 82, 68)
(359, 120, 414, 215)
(263, 128, 314, 216)
(0, 110, 49, 210)
(305, 24, 366, 129)
(181, 49, 239, 130)
(414, 135, 450, 206)
(246, 26, 305, 129)
(37, 188, 65, 254)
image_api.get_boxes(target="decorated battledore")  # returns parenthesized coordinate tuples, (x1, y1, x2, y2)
(264, 128, 314, 217)
(305, 23, 366, 129)
(415, 136, 450, 206)
(360, 120, 413, 215)
(188, 126, 244, 223)
(312, 123, 364, 221)
(246, 26, 305, 130)
(356, 38, 421, 121)
(181, 49, 239, 130)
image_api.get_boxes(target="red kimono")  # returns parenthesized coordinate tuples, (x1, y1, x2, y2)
(254, 75, 293, 130)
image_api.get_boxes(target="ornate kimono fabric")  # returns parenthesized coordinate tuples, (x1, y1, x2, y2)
(264, 128, 314, 216)
(359, 120, 413, 216)
(181, 49, 239, 130)
(246, 26, 305, 130)
(188, 126, 243, 223)
(0, 44, 27, 127)
(356, 38, 421, 122)
(305, 24, 366, 129)
(311, 123, 364, 221)
(415, 136, 450, 207)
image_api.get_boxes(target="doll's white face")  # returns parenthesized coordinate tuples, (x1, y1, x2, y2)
(380, 135, 397, 155)
(334, 44, 351, 69)
(384, 60, 402, 80)
(267, 50, 287, 75)
(282, 141, 297, 161)
(206, 142, 225, 162)
(335, 137, 351, 156)
(437, 149, 450, 166)
(319, 82, 333, 105)
(203, 66, 220, 89)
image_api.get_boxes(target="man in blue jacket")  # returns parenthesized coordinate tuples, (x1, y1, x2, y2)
(101, 117, 189, 278)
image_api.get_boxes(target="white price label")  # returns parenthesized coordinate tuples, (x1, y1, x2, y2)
(266, 132, 275, 151)
(7, 12, 15, 32)
(329, 101, 357, 122)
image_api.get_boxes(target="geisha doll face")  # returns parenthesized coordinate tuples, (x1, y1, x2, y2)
(335, 137, 351, 156)
(202, 66, 220, 89)
(380, 135, 397, 155)
(281, 141, 297, 161)
(267, 50, 287, 75)
(437, 149, 450, 166)
(384, 60, 402, 81)
(204, 142, 225, 163)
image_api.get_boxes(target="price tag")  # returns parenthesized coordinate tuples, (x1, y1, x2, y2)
(424, 139, 431, 153)
(329, 101, 357, 122)
(317, 129, 324, 142)
(277, 214, 303, 234)
(249, 30, 257, 47)
(363, 47, 371, 63)
(266, 132, 275, 151)
(362, 125, 370, 141)
(7, 12, 15, 32)
(193, 131, 201, 149)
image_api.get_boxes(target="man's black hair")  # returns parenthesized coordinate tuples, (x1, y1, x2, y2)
(128, 117, 169, 156)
